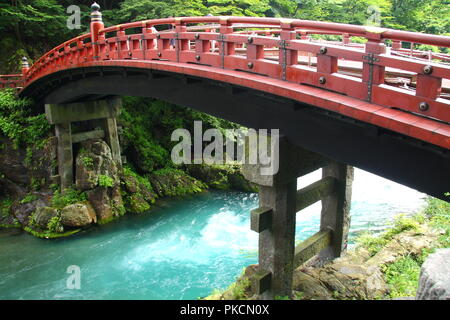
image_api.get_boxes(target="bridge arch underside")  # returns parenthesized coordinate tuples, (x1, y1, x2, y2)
(21, 65, 449, 200)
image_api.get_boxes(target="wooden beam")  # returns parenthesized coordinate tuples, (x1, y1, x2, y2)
(253, 271, 272, 295)
(296, 176, 336, 212)
(250, 207, 272, 233)
(45, 97, 121, 124)
(294, 228, 332, 269)
(71, 129, 105, 144)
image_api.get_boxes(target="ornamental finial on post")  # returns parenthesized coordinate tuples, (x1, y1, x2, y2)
(91, 2, 102, 22)
(90, 2, 104, 60)
(21, 57, 29, 75)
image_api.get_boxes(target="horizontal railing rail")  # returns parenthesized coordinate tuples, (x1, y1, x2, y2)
(2, 16, 449, 140)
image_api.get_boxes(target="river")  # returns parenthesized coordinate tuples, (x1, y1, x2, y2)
(0, 168, 426, 299)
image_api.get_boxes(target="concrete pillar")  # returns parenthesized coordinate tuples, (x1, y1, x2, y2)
(320, 161, 354, 259)
(258, 180, 297, 299)
(55, 122, 73, 191)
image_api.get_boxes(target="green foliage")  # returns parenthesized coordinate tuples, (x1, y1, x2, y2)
(0, 0, 87, 73)
(382, 254, 421, 298)
(227, 276, 251, 300)
(81, 155, 94, 168)
(424, 196, 450, 248)
(46, 215, 63, 233)
(152, 167, 207, 196)
(120, 97, 240, 173)
(51, 188, 87, 209)
(0, 198, 13, 218)
(355, 231, 389, 256)
(98, 175, 114, 188)
(0, 89, 51, 148)
(373, 196, 450, 299)
(20, 194, 38, 204)
(356, 213, 423, 256)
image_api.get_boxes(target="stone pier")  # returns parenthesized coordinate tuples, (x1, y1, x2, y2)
(243, 136, 353, 299)
(45, 97, 122, 191)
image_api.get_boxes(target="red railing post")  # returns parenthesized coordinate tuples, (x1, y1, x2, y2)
(363, 31, 386, 101)
(343, 33, 350, 45)
(175, 18, 188, 61)
(392, 40, 401, 50)
(219, 17, 235, 69)
(90, 2, 104, 60)
(279, 19, 298, 80)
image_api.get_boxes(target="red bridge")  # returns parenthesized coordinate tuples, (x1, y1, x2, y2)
(1, 4, 449, 199)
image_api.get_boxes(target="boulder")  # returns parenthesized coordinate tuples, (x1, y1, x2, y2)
(61, 203, 96, 227)
(76, 139, 120, 191)
(12, 198, 47, 226)
(87, 187, 113, 222)
(186, 164, 257, 192)
(416, 248, 450, 300)
(34, 206, 58, 228)
(75, 154, 102, 191)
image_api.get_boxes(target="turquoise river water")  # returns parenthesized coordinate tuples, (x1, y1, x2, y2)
(0, 169, 426, 300)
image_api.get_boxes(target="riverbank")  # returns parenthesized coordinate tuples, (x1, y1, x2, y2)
(0, 90, 256, 238)
(207, 196, 450, 300)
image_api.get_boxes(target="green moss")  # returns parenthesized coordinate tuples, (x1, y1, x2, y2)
(127, 194, 151, 213)
(24, 226, 80, 239)
(0, 223, 21, 229)
(97, 216, 117, 225)
(151, 168, 207, 197)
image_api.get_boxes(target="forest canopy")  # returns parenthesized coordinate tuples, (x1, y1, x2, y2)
(0, 0, 449, 73)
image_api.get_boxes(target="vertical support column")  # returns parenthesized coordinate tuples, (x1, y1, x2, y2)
(244, 137, 327, 299)
(320, 162, 354, 259)
(103, 116, 122, 166)
(258, 180, 297, 299)
(55, 122, 73, 191)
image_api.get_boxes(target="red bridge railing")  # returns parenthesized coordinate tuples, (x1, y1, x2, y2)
(2, 5, 449, 147)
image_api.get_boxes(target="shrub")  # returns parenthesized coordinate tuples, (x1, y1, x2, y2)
(0, 89, 51, 148)
(51, 188, 87, 209)
(98, 175, 114, 188)
(20, 194, 38, 204)
(47, 215, 63, 233)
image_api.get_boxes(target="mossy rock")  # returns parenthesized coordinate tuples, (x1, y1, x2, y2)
(150, 168, 207, 197)
(125, 194, 151, 213)
(185, 164, 257, 192)
(34, 206, 59, 228)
